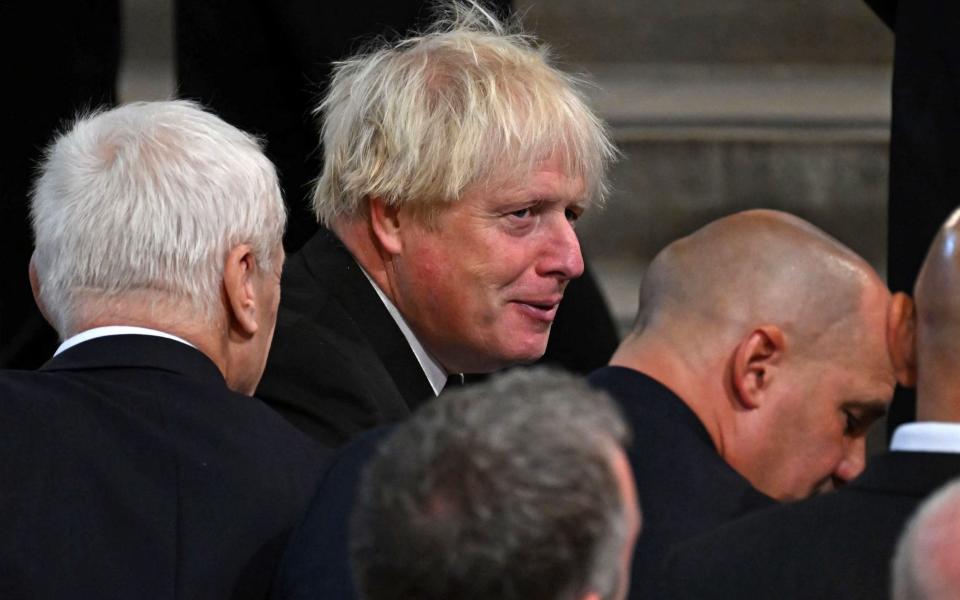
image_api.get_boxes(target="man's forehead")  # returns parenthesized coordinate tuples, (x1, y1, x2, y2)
(828, 349, 897, 403)
(809, 310, 895, 400)
(485, 164, 588, 202)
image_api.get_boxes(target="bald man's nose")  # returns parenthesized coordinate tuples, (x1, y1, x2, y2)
(832, 436, 867, 488)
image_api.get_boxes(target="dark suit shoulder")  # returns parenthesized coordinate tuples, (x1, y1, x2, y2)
(589, 366, 772, 526)
(259, 306, 403, 446)
(273, 427, 392, 600)
(0, 338, 324, 599)
(259, 230, 431, 448)
(664, 451, 960, 600)
(273, 230, 345, 316)
(589, 366, 775, 598)
(664, 490, 909, 600)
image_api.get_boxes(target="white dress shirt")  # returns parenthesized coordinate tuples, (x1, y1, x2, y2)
(890, 422, 960, 454)
(361, 271, 448, 397)
(55, 325, 195, 357)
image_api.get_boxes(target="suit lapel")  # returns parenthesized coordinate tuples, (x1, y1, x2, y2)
(297, 230, 434, 410)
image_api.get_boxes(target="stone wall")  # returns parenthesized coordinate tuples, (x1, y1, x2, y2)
(516, 0, 892, 64)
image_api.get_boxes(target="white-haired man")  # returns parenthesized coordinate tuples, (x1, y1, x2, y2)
(255, 1, 616, 448)
(2, 100, 322, 598)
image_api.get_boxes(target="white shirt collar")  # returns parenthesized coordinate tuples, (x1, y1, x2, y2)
(55, 326, 196, 357)
(360, 270, 447, 397)
(890, 422, 960, 454)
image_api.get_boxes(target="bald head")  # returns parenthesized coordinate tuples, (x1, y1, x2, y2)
(632, 209, 879, 356)
(911, 207, 960, 420)
(613, 209, 899, 501)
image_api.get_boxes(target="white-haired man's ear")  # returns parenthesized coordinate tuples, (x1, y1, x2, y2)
(222, 244, 262, 337)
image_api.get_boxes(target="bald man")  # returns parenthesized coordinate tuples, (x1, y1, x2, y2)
(587, 209, 908, 597)
(659, 209, 960, 600)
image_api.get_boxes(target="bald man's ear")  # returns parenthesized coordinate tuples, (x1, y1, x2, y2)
(731, 326, 785, 410)
(369, 196, 403, 256)
(887, 292, 917, 388)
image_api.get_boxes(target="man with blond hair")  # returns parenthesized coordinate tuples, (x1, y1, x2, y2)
(1, 100, 322, 598)
(256, 1, 616, 448)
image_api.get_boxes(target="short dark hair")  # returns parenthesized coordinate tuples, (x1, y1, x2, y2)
(350, 367, 633, 600)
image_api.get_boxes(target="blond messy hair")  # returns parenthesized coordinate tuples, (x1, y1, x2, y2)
(313, 0, 616, 226)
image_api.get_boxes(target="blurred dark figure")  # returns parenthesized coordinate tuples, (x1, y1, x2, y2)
(863, 1, 960, 438)
(175, 0, 619, 376)
(2, 0, 120, 368)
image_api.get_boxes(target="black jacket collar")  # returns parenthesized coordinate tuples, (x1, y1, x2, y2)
(42, 334, 225, 385)
(296, 229, 434, 407)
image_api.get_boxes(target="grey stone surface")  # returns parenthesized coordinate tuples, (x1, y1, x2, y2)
(575, 63, 891, 330)
(581, 136, 888, 270)
(117, 0, 174, 102)
(122, 0, 173, 63)
(580, 63, 891, 130)
(516, 0, 893, 65)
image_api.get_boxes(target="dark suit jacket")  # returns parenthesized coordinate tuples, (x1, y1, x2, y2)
(587, 366, 776, 599)
(663, 451, 960, 600)
(0, 334, 323, 599)
(271, 427, 391, 600)
(257, 229, 433, 449)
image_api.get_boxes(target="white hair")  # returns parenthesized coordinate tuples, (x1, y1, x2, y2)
(892, 478, 960, 600)
(314, 0, 616, 226)
(30, 100, 285, 337)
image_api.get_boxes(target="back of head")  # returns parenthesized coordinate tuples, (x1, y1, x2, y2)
(351, 367, 637, 600)
(30, 100, 285, 337)
(892, 478, 960, 600)
(314, 0, 615, 226)
(617, 209, 898, 501)
(913, 207, 960, 405)
(631, 209, 875, 358)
